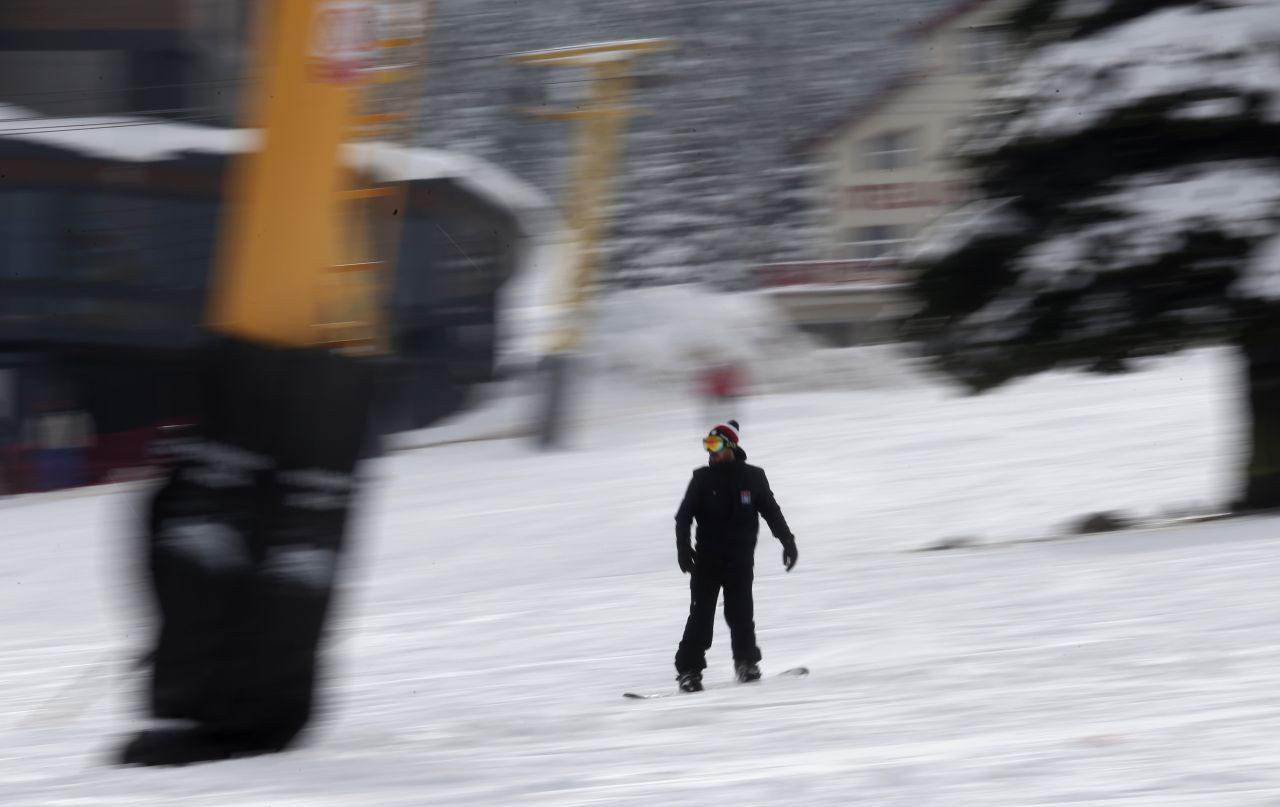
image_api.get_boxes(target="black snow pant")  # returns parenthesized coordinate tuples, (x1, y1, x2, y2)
(674, 550, 760, 673)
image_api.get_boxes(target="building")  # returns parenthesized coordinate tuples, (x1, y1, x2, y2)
(0, 0, 250, 124)
(757, 0, 1020, 347)
(0, 4, 559, 493)
(808, 0, 1021, 262)
(0, 108, 553, 493)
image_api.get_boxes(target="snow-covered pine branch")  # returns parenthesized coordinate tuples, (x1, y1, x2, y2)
(907, 0, 1280, 508)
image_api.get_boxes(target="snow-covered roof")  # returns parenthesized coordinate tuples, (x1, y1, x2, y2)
(344, 141, 554, 232)
(800, 73, 923, 151)
(0, 103, 555, 233)
(0, 103, 569, 359)
(906, 0, 1000, 39)
(0, 104, 254, 161)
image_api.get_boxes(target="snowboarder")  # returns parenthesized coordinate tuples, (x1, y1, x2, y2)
(673, 420, 797, 692)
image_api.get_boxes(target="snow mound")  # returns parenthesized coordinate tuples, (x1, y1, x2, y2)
(384, 379, 539, 450)
(586, 284, 928, 393)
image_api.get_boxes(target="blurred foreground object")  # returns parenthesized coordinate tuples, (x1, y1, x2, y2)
(907, 0, 1280, 509)
(119, 0, 431, 765)
(510, 39, 672, 449)
(0, 1, 543, 487)
(124, 339, 377, 765)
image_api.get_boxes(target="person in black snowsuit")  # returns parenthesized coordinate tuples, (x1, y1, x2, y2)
(673, 421, 797, 691)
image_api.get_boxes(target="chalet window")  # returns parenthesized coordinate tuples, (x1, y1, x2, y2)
(862, 129, 919, 171)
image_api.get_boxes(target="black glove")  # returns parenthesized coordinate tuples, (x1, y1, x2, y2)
(677, 541, 696, 574)
(781, 537, 798, 572)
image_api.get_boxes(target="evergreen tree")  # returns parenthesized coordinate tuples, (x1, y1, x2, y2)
(907, 0, 1280, 508)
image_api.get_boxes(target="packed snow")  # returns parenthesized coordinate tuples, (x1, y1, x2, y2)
(7, 336, 1280, 804)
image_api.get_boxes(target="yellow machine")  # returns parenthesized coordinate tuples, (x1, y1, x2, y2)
(119, 1, 438, 767)
(512, 40, 672, 447)
(512, 39, 672, 356)
(208, 0, 431, 351)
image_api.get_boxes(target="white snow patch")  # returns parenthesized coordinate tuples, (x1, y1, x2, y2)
(402, 283, 927, 449)
(585, 284, 927, 394)
(509, 39, 672, 63)
(1172, 96, 1249, 120)
(1094, 162, 1280, 232)
(0, 345, 1264, 806)
(345, 141, 555, 234)
(494, 231, 574, 371)
(960, 293, 1037, 345)
(984, 0, 1280, 148)
(1018, 161, 1280, 279)
(0, 103, 255, 160)
(907, 197, 1023, 265)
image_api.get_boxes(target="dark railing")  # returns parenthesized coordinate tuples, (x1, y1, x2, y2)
(756, 259, 908, 289)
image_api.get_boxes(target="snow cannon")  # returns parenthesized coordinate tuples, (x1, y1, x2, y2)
(119, 0, 432, 766)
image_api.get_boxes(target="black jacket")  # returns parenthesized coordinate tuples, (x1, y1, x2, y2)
(675, 447, 793, 557)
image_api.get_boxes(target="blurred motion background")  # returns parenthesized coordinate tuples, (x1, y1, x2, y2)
(1, 0, 1272, 496)
(0, 0, 1006, 493)
(3, 0, 1280, 799)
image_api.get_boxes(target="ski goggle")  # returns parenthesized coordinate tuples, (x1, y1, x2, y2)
(703, 434, 731, 453)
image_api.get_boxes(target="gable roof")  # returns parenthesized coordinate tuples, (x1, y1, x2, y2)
(800, 0, 1004, 152)
(907, 0, 998, 39)
(797, 72, 922, 152)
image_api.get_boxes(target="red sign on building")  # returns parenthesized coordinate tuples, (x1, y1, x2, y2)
(844, 181, 969, 210)
(756, 260, 907, 289)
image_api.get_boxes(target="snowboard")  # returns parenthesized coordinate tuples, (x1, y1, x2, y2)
(623, 666, 809, 699)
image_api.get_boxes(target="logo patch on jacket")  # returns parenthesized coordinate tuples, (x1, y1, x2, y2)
(740, 490, 752, 505)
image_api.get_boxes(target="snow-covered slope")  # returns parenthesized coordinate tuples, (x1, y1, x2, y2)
(5, 346, 1275, 805)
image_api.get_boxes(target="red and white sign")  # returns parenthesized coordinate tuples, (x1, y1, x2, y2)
(309, 0, 380, 84)
(756, 260, 907, 289)
(844, 181, 970, 211)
